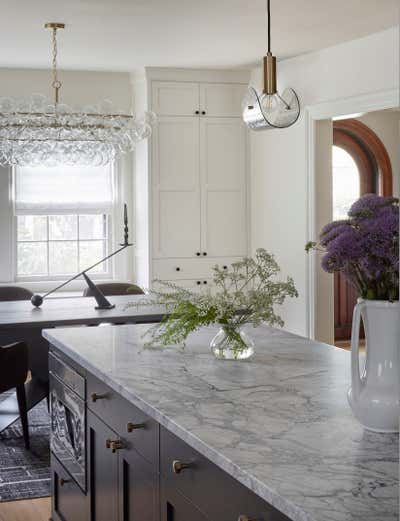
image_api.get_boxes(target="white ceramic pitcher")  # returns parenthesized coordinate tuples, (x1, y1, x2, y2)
(348, 299, 400, 432)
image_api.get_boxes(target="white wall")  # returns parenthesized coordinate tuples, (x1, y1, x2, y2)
(0, 68, 133, 286)
(250, 27, 399, 337)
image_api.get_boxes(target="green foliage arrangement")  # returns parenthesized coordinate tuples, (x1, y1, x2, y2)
(138, 249, 298, 350)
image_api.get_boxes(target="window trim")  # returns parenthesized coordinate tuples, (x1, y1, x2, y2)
(332, 119, 393, 196)
(8, 158, 134, 293)
(333, 129, 375, 194)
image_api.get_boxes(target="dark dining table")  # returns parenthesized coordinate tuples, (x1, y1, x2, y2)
(0, 294, 165, 432)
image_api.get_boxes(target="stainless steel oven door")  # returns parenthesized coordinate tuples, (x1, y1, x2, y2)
(50, 373, 86, 491)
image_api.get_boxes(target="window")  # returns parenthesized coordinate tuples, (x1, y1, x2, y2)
(17, 214, 109, 278)
(332, 145, 360, 220)
(14, 164, 113, 280)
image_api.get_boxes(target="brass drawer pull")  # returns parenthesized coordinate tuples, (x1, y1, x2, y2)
(172, 460, 191, 474)
(91, 392, 107, 402)
(60, 478, 71, 487)
(238, 516, 257, 521)
(106, 439, 123, 453)
(127, 422, 145, 433)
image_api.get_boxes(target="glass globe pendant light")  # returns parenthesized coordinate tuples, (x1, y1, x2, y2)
(0, 23, 155, 166)
(242, 0, 300, 130)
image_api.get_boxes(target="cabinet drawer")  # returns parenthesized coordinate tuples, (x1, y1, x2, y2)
(51, 454, 88, 521)
(153, 279, 213, 292)
(160, 427, 290, 521)
(87, 372, 159, 467)
(153, 257, 240, 281)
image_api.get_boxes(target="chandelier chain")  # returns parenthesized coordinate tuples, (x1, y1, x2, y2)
(51, 28, 62, 105)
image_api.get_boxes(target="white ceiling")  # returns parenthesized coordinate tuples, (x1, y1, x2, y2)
(0, 0, 398, 72)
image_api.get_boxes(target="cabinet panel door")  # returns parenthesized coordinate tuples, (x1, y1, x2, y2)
(87, 411, 119, 521)
(119, 447, 159, 521)
(152, 82, 199, 116)
(161, 479, 208, 521)
(200, 118, 247, 257)
(200, 83, 247, 117)
(153, 117, 201, 258)
(51, 455, 88, 521)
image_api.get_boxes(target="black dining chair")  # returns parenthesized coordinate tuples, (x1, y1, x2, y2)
(0, 342, 30, 449)
(83, 282, 144, 297)
(0, 286, 33, 302)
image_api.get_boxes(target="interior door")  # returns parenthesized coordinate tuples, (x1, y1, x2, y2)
(332, 126, 377, 341)
(200, 117, 247, 257)
(152, 116, 201, 258)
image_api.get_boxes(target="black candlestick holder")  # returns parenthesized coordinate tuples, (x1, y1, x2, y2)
(31, 204, 133, 310)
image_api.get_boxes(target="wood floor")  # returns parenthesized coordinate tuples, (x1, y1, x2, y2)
(335, 339, 366, 350)
(0, 497, 51, 521)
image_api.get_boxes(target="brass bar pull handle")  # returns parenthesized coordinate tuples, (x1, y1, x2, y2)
(110, 441, 123, 453)
(172, 460, 191, 474)
(91, 392, 107, 402)
(106, 439, 123, 453)
(238, 516, 257, 521)
(60, 478, 71, 487)
(127, 422, 145, 433)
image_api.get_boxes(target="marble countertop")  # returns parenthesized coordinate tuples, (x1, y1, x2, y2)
(43, 324, 398, 521)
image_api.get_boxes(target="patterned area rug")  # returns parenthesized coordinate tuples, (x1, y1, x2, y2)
(0, 398, 50, 502)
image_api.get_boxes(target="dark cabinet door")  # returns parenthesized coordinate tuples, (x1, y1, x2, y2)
(87, 410, 119, 521)
(161, 479, 208, 521)
(119, 445, 159, 521)
(51, 454, 88, 521)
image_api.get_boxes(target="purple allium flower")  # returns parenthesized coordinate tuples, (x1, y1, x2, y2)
(348, 193, 398, 218)
(309, 194, 399, 301)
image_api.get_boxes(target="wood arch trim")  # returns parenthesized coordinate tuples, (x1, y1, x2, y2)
(333, 129, 375, 194)
(333, 119, 393, 196)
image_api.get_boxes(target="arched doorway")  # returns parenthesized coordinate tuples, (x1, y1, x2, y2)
(332, 119, 393, 341)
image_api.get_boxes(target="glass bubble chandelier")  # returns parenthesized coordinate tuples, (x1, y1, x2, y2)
(0, 23, 155, 166)
(242, 0, 300, 131)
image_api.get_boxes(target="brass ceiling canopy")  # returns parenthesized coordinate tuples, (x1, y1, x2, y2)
(242, 0, 300, 131)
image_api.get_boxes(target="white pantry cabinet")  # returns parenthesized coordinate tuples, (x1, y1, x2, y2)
(134, 69, 250, 290)
(152, 116, 201, 258)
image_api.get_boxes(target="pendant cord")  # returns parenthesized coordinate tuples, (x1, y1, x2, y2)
(267, 0, 271, 53)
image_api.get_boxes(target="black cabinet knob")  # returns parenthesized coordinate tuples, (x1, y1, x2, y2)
(223, 265, 228, 270)
(201, 111, 206, 115)
(176, 267, 180, 271)
(196, 281, 201, 285)
(196, 252, 201, 256)
(203, 281, 207, 285)
(195, 110, 200, 115)
(203, 252, 207, 256)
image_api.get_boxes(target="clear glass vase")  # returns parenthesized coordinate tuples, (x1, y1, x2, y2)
(210, 325, 255, 360)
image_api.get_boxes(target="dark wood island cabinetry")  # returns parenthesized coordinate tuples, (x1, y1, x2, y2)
(49, 348, 289, 521)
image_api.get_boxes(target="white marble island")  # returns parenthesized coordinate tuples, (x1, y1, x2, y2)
(44, 324, 398, 521)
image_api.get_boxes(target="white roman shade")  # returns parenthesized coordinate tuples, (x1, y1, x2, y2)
(14, 164, 113, 215)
